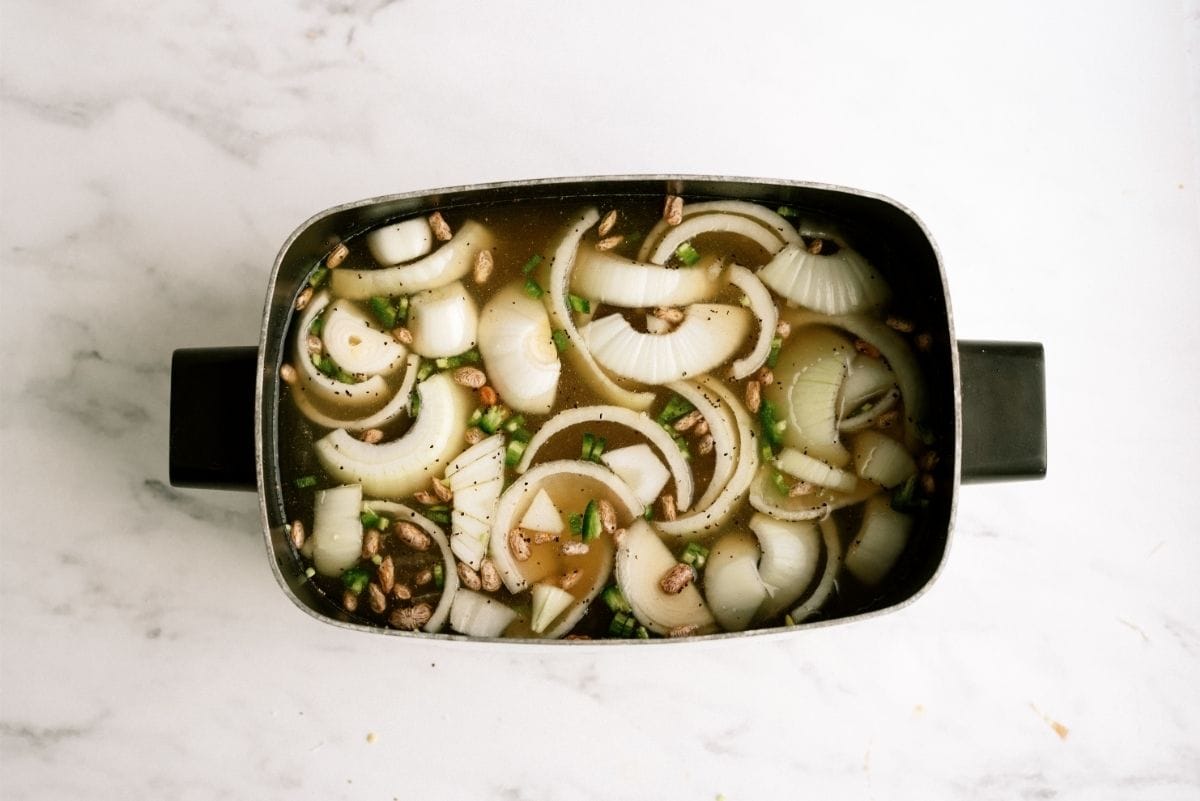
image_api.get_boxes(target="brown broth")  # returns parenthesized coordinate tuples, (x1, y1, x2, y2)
(277, 196, 941, 638)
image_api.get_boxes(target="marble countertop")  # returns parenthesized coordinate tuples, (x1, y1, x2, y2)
(3, 1, 1199, 798)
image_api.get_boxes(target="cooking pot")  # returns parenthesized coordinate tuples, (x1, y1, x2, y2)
(169, 176, 1046, 641)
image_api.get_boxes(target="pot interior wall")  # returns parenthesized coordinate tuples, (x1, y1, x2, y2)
(258, 177, 957, 635)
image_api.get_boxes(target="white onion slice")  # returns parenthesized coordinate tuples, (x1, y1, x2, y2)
(445, 433, 505, 479)
(840, 354, 896, 415)
(530, 582, 574, 634)
(765, 325, 854, 467)
(845, 495, 913, 585)
(790, 517, 842, 623)
(541, 562, 612, 640)
(449, 589, 516, 638)
(725, 265, 779, 380)
(331, 219, 495, 298)
(314, 372, 473, 498)
(750, 514, 821, 620)
(445, 434, 505, 569)
(647, 212, 790, 266)
(514, 405, 694, 512)
(311, 484, 363, 577)
(321, 300, 407, 376)
(543, 208, 654, 411)
(291, 353, 420, 432)
(580, 305, 752, 385)
(366, 217, 433, 266)
(840, 388, 900, 433)
(656, 375, 760, 539)
(638, 200, 802, 262)
(748, 465, 879, 521)
(758, 243, 890, 316)
(570, 247, 724, 308)
(599, 444, 671, 507)
(519, 488, 564, 534)
(359, 501, 459, 633)
(787, 311, 927, 448)
(851, 430, 917, 489)
(774, 448, 859, 493)
(615, 520, 716, 636)
(488, 460, 642, 594)
(407, 281, 478, 358)
(664, 379, 737, 512)
(704, 530, 769, 632)
(293, 292, 389, 409)
(477, 282, 560, 413)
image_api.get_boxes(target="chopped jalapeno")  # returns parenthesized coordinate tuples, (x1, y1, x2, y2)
(521, 254, 543, 275)
(368, 296, 398, 329)
(674, 241, 701, 266)
(551, 328, 570, 352)
(656, 394, 695, 424)
(523, 278, 544, 299)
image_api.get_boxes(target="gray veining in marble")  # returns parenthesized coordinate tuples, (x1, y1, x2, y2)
(3, 0, 1199, 799)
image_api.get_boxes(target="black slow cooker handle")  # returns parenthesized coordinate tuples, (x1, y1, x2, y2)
(169, 347, 258, 491)
(957, 341, 1046, 483)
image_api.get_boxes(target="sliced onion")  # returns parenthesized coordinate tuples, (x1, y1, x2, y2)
(580, 305, 752, 385)
(366, 217, 433, 266)
(638, 200, 802, 262)
(758, 243, 890, 315)
(449, 588, 516, 638)
(844, 495, 913, 585)
(790, 517, 842, 623)
(477, 282, 560, 414)
(748, 465, 879, 521)
(359, 501, 459, 633)
(774, 448, 859, 493)
(514, 405, 694, 512)
(407, 281, 478, 358)
(310, 484, 363, 577)
(787, 311, 927, 448)
(851, 430, 917, 489)
(765, 325, 854, 467)
(530, 582, 575, 634)
(646, 212, 791, 266)
(656, 375, 760, 539)
(599, 444, 671, 507)
(542, 564, 611, 640)
(664, 378, 737, 511)
(293, 292, 389, 409)
(488, 460, 643, 594)
(445, 433, 506, 480)
(704, 530, 769, 633)
(725, 265, 779, 380)
(570, 247, 724, 308)
(321, 299, 407, 376)
(749, 513, 821, 620)
(840, 353, 897, 416)
(331, 219, 495, 299)
(290, 353, 420, 432)
(445, 434, 505, 569)
(840, 388, 900, 433)
(615, 520, 716, 636)
(543, 208, 654, 411)
(314, 372, 474, 498)
(519, 488, 565, 534)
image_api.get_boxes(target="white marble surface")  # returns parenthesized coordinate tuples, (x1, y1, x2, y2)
(2, 1, 1199, 798)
